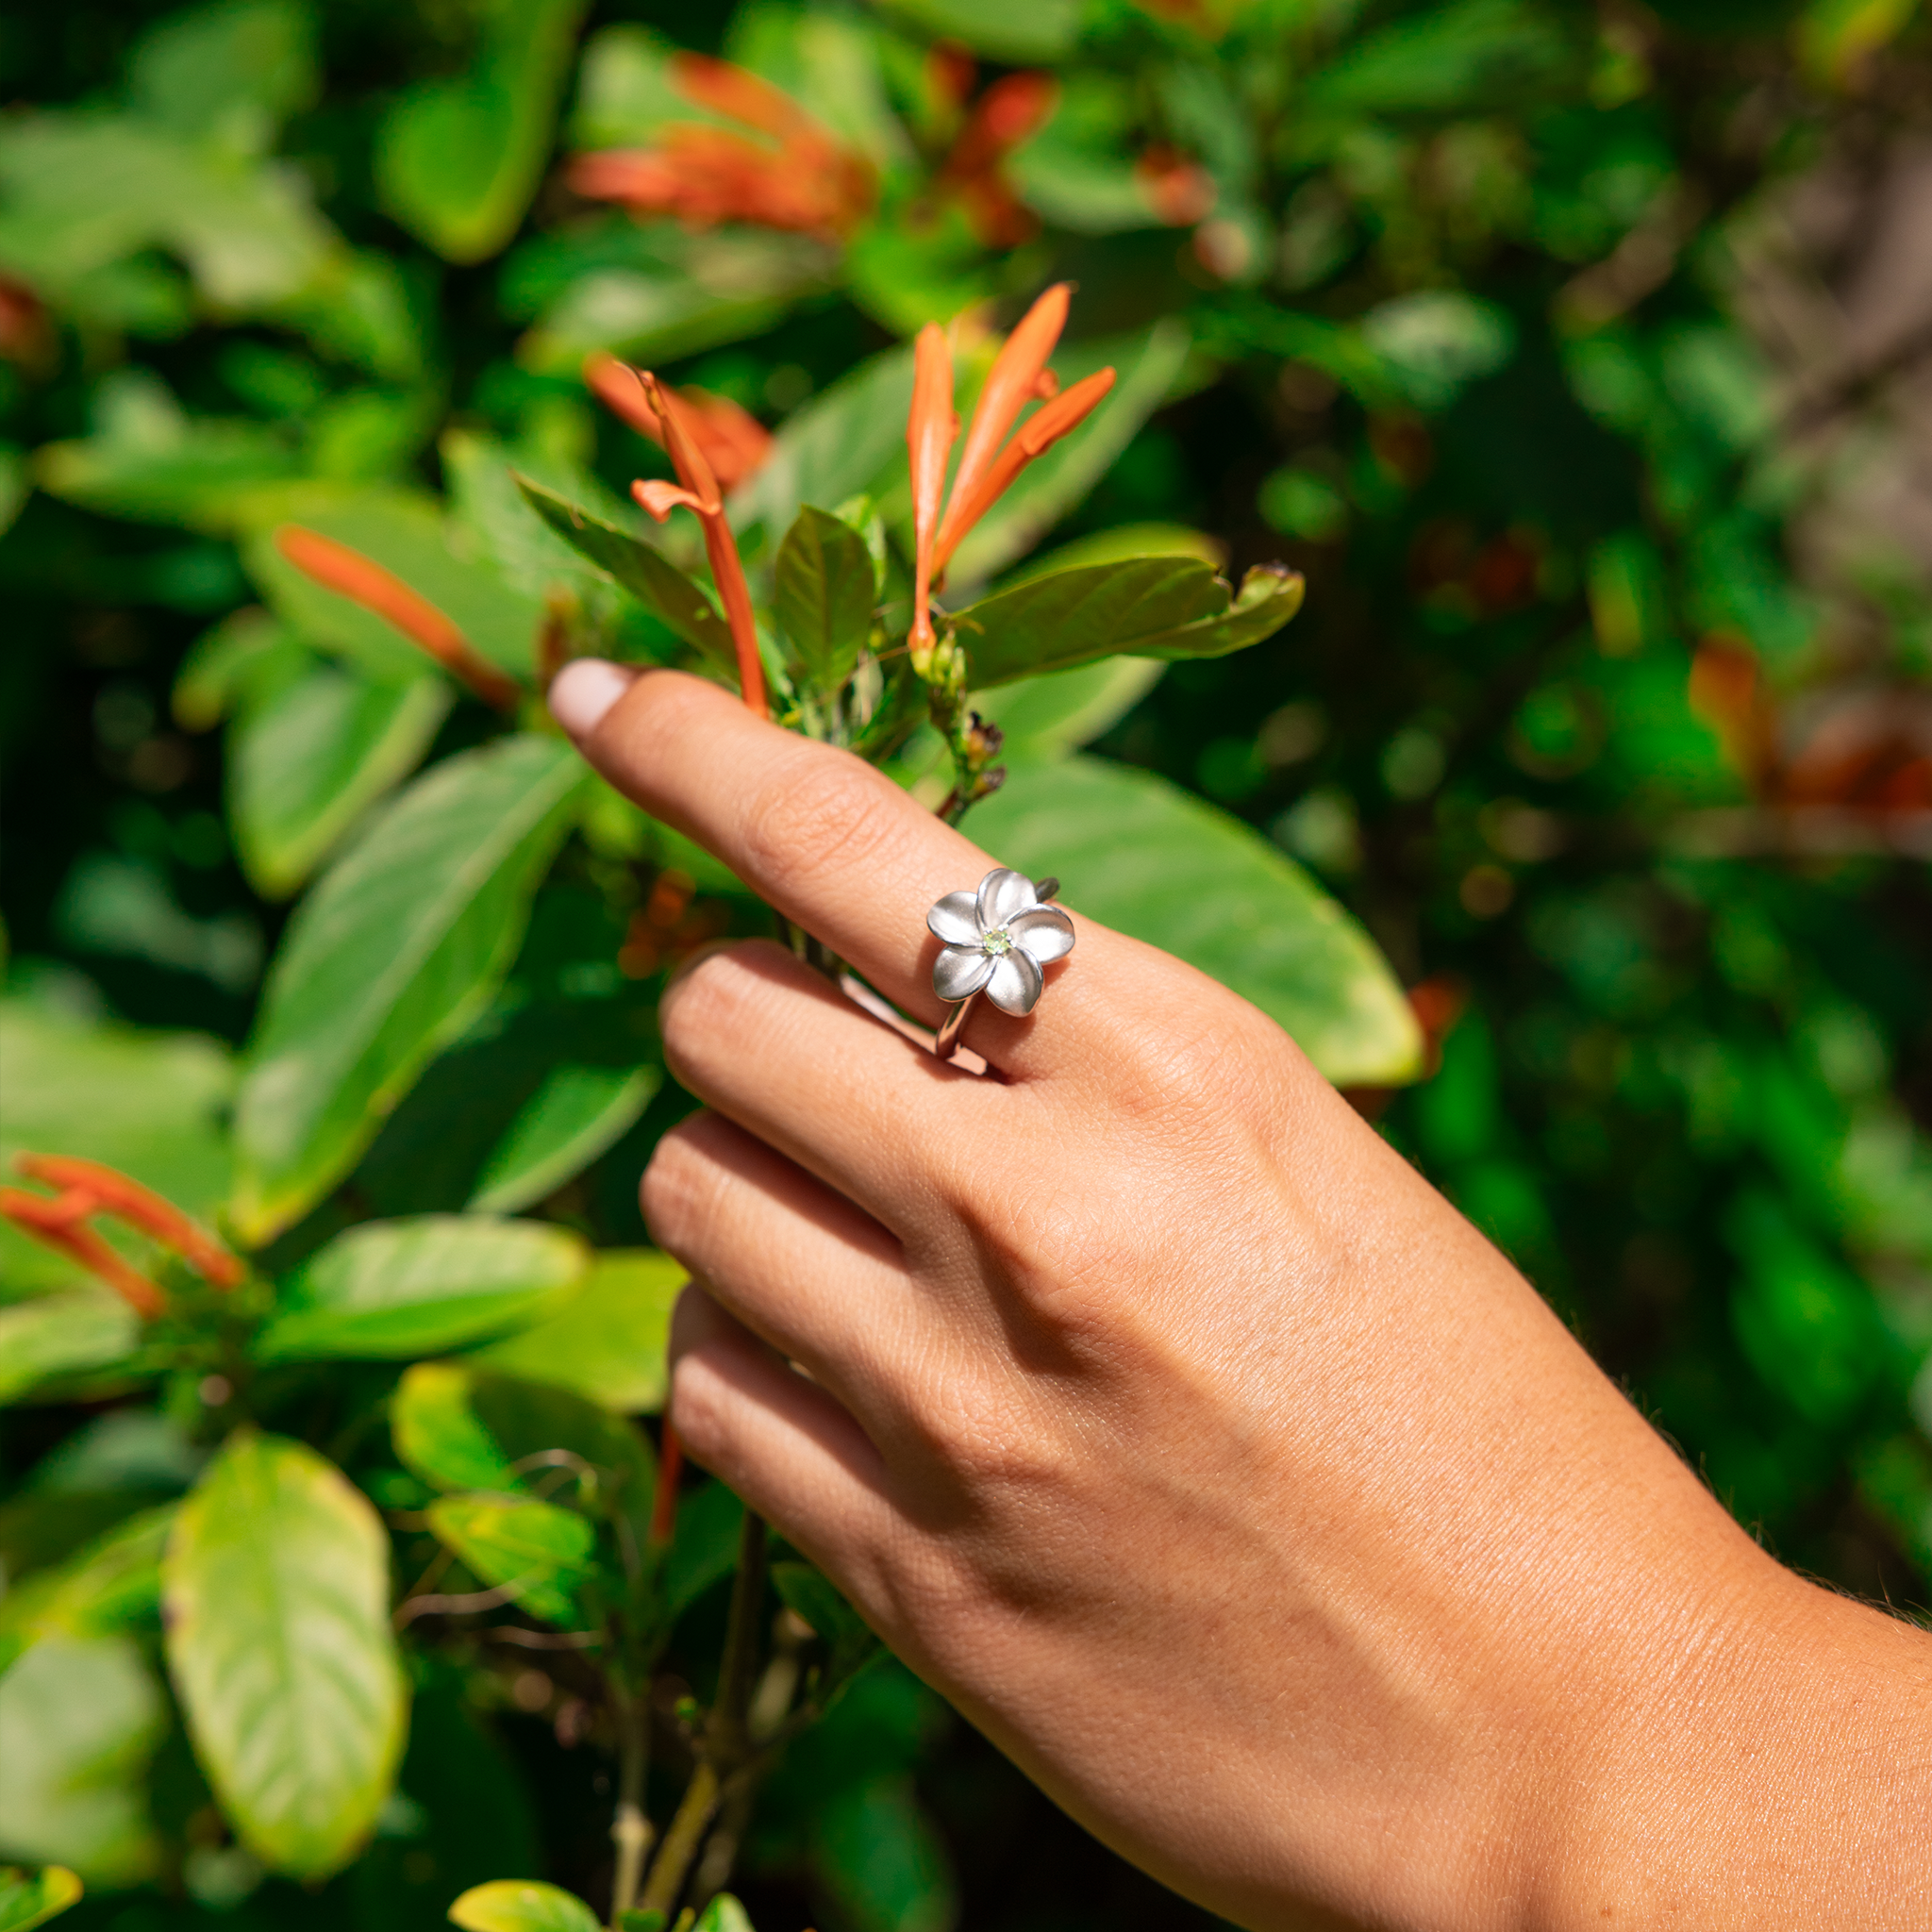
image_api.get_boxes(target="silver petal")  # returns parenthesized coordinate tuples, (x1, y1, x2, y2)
(985, 945, 1043, 1015)
(933, 946, 996, 1003)
(977, 868, 1037, 930)
(1010, 904, 1074, 964)
(927, 890, 984, 945)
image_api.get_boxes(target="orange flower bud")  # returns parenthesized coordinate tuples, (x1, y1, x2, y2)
(275, 527, 523, 713)
(15, 1154, 243, 1289)
(0, 1187, 167, 1318)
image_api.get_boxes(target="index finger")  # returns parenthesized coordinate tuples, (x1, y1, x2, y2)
(549, 662, 1131, 1078)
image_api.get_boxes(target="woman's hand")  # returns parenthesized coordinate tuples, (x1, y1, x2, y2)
(552, 661, 1931, 1931)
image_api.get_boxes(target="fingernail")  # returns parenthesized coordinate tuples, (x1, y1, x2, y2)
(548, 658, 638, 739)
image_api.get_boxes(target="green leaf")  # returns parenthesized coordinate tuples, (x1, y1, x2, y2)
(0, 1507, 175, 1673)
(0, 1637, 164, 1885)
(129, 0, 317, 144)
(728, 342, 916, 548)
(448, 1878, 602, 1932)
(0, 1865, 82, 1932)
(771, 1560, 876, 1687)
(393, 1361, 517, 1494)
(966, 758, 1424, 1087)
(395, 1363, 656, 1558)
(663, 1479, 743, 1621)
(515, 475, 736, 671)
(163, 1432, 406, 1879)
(465, 1249, 687, 1413)
(425, 1496, 596, 1627)
(692, 1897, 756, 1932)
(774, 506, 876, 691)
(0, 114, 335, 312)
(375, 0, 589, 264)
(468, 1064, 661, 1216)
(507, 222, 830, 375)
(256, 1216, 588, 1363)
(873, 0, 1079, 61)
(1301, 0, 1578, 115)
(944, 322, 1193, 587)
(229, 655, 451, 898)
(172, 606, 299, 730)
(231, 734, 584, 1244)
(0, 997, 232, 1296)
(953, 558, 1304, 689)
(0, 1296, 142, 1406)
(977, 658, 1167, 764)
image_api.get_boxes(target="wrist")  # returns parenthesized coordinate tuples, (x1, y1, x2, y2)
(1528, 1552, 1931, 1926)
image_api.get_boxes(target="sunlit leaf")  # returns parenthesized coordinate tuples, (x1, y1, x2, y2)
(0, 1507, 174, 1674)
(0, 1296, 142, 1407)
(162, 1432, 406, 1879)
(977, 658, 1167, 763)
(240, 491, 545, 687)
(231, 734, 585, 1244)
(425, 1495, 596, 1627)
(228, 656, 451, 899)
(967, 757, 1424, 1087)
(873, 0, 1079, 62)
(449, 1879, 602, 1932)
(255, 1216, 588, 1362)
(375, 0, 590, 264)
(465, 1249, 688, 1413)
(952, 556, 1304, 689)
(0, 1000, 232, 1296)
(0, 1864, 83, 1932)
(468, 1064, 661, 1216)
(0, 1637, 164, 1884)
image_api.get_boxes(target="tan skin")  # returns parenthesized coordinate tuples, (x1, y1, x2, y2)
(551, 661, 1932, 1931)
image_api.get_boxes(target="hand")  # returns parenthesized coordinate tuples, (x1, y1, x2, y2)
(551, 661, 1932, 1931)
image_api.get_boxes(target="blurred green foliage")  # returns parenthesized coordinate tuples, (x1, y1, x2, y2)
(3, 0, 1931, 1928)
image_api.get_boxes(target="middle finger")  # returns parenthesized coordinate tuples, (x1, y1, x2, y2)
(659, 939, 1015, 1236)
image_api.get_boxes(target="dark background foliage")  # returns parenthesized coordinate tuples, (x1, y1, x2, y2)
(4, 0, 1930, 1926)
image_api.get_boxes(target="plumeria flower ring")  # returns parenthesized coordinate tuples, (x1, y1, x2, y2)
(927, 869, 1074, 1021)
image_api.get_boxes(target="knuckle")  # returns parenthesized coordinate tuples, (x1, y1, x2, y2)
(639, 1118, 733, 1262)
(657, 944, 771, 1083)
(735, 751, 904, 904)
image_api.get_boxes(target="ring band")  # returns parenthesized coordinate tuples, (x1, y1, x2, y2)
(926, 869, 1074, 1056)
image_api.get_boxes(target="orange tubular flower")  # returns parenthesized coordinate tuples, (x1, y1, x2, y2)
(566, 54, 874, 241)
(907, 323, 958, 672)
(938, 72, 1059, 248)
(906, 289, 1119, 668)
(629, 373, 767, 718)
(0, 1189, 168, 1317)
(16, 1154, 243, 1290)
(933, 368, 1116, 574)
(275, 528, 523, 713)
(584, 354, 774, 493)
(936, 283, 1070, 561)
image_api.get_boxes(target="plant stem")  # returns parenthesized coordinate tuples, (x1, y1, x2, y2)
(608, 1674, 653, 1925)
(636, 1510, 768, 1918)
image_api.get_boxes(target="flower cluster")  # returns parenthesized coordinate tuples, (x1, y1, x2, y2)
(908, 283, 1117, 671)
(0, 1153, 242, 1316)
(567, 54, 874, 240)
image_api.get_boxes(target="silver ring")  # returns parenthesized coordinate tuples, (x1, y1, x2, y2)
(925, 869, 1074, 1056)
